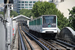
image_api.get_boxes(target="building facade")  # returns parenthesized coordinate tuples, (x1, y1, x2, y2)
(13, 0, 38, 13)
(13, 0, 58, 13)
(13, 0, 75, 18)
(57, 0, 75, 18)
(13, 0, 18, 12)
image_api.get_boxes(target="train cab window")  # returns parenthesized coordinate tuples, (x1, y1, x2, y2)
(43, 16, 56, 27)
(43, 16, 56, 24)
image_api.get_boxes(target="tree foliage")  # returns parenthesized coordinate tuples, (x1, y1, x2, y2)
(10, 10, 18, 17)
(20, 9, 32, 18)
(0, 11, 18, 17)
(32, 1, 68, 29)
(0, 11, 3, 16)
(68, 7, 75, 30)
(32, 1, 57, 17)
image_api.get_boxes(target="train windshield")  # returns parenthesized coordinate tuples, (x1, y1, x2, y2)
(43, 16, 56, 27)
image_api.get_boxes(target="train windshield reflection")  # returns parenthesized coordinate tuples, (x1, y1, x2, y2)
(43, 16, 56, 24)
(43, 16, 56, 27)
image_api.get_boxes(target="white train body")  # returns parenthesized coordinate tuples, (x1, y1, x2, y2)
(29, 15, 58, 33)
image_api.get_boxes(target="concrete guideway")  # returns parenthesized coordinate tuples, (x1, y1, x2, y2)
(11, 23, 75, 50)
(21, 24, 75, 50)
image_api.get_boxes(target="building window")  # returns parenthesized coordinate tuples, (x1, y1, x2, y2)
(29, 4, 32, 6)
(22, 7, 24, 8)
(33, 1, 36, 3)
(22, 1, 24, 3)
(29, 7, 32, 8)
(18, 7, 20, 8)
(18, 1, 21, 3)
(49, 0, 53, 2)
(29, 1, 32, 3)
(25, 4, 28, 6)
(25, 7, 28, 8)
(18, 4, 20, 6)
(22, 4, 24, 6)
(61, 0, 64, 2)
(25, 1, 28, 3)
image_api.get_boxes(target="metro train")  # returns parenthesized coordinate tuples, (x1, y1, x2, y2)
(29, 15, 58, 39)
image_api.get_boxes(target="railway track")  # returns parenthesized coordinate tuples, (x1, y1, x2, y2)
(53, 39, 75, 50)
(56, 38, 75, 46)
(21, 26, 50, 50)
(18, 24, 44, 50)
(39, 38, 67, 50)
(19, 23, 75, 50)
(20, 26, 43, 50)
(18, 26, 27, 50)
(21, 25, 66, 50)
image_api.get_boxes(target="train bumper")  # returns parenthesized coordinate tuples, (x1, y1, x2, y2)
(41, 28, 57, 33)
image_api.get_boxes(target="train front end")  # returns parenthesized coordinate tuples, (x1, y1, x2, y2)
(41, 15, 57, 39)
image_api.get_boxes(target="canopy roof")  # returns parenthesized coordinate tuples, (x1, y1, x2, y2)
(13, 15, 31, 21)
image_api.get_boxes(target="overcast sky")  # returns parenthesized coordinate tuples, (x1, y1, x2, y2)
(0, 0, 4, 4)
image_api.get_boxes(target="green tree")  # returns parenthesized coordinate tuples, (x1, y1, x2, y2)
(32, 1, 57, 17)
(10, 10, 18, 17)
(0, 11, 3, 15)
(32, 1, 68, 29)
(20, 9, 32, 18)
(68, 7, 75, 30)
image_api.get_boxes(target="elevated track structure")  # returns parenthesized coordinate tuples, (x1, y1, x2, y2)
(20, 22, 75, 50)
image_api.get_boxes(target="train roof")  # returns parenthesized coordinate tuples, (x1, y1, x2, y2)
(30, 15, 57, 21)
(41, 15, 57, 16)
